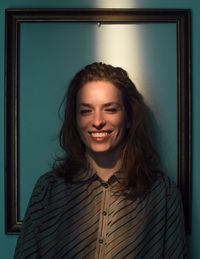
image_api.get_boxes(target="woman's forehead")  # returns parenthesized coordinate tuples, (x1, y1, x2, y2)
(77, 80, 123, 103)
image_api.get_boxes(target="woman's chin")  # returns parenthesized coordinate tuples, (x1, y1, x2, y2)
(86, 145, 121, 157)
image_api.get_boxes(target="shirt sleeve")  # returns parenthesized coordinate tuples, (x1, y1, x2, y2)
(14, 176, 47, 259)
(163, 177, 187, 258)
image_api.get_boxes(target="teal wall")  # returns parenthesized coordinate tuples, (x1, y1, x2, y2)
(18, 21, 178, 218)
(0, 1, 199, 258)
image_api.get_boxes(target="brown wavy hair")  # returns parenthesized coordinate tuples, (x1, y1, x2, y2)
(53, 62, 162, 197)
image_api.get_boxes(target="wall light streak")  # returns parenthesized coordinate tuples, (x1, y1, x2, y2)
(95, 23, 144, 93)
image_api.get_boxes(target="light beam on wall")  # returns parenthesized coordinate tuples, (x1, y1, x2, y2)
(94, 23, 144, 93)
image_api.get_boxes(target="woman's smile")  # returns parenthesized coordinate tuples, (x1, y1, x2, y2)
(89, 130, 112, 142)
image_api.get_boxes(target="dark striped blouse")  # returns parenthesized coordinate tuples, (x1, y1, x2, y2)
(14, 170, 187, 259)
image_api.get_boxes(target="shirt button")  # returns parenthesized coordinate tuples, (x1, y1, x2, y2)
(102, 211, 107, 216)
(102, 183, 108, 188)
(99, 239, 103, 244)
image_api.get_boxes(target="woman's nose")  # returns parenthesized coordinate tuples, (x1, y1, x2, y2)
(92, 111, 106, 129)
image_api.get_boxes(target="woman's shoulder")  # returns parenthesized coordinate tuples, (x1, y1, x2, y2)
(36, 170, 60, 184)
(151, 173, 181, 198)
(27, 171, 74, 215)
(144, 173, 184, 216)
(33, 171, 63, 191)
(30, 171, 70, 203)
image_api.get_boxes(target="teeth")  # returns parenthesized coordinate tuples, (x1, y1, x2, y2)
(91, 132, 108, 137)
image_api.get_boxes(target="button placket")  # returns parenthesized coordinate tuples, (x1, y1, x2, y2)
(96, 184, 110, 258)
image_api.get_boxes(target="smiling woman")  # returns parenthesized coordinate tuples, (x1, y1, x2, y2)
(14, 62, 187, 258)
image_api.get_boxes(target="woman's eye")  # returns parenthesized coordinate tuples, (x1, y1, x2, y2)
(105, 108, 117, 113)
(80, 109, 91, 115)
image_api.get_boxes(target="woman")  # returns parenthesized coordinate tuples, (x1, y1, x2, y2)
(14, 62, 187, 258)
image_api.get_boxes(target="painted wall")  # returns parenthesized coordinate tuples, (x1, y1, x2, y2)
(0, 0, 199, 258)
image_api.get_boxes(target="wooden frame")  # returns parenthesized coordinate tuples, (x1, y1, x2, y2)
(5, 8, 192, 234)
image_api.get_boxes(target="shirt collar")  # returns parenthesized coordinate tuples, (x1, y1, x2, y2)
(74, 165, 123, 186)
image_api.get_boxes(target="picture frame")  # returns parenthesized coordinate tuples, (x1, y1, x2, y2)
(5, 8, 191, 234)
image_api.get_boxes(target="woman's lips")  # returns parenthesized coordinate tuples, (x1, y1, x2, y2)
(89, 131, 112, 142)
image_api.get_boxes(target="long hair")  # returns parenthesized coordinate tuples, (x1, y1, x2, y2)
(53, 62, 162, 197)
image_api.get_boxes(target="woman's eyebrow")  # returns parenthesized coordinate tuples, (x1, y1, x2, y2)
(78, 102, 122, 108)
(104, 102, 122, 108)
(79, 103, 93, 108)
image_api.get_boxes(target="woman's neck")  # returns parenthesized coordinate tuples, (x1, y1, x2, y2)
(86, 149, 122, 182)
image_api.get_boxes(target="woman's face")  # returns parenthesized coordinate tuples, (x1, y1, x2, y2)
(76, 81, 127, 157)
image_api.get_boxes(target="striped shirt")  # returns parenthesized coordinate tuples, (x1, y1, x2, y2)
(14, 169, 187, 259)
